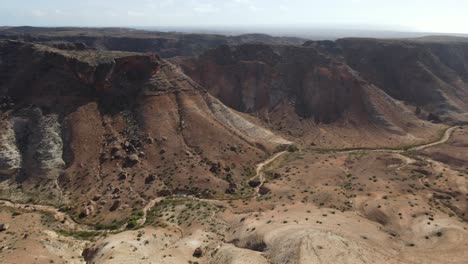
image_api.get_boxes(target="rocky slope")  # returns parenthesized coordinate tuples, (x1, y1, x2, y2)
(0, 40, 290, 224)
(172, 42, 450, 148)
(333, 38, 468, 121)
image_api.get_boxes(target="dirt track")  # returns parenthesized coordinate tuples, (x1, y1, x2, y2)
(250, 151, 288, 198)
(328, 125, 459, 154)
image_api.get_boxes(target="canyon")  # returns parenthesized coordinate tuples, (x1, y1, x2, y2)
(0, 27, 467, 264)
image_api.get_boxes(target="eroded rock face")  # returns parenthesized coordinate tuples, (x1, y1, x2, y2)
(0, 116, 21, 176)
(0, 108, 65, 180)
(334, 38, 468, 117)
(23, 109, 65, 180)
(176, 39, 468, 125)
(174, 44, 373, 124)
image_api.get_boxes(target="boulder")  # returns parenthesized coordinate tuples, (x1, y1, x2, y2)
(82, 205, 94, 217)
(248, 179, 261, 188)
(113, 150, 125, 159)
(145, 174, 156, 184)
(259, 186, 271, 196)
(0, 223, 10, 232)
(225, 188, 236, 194)
(109, 200, 121, 211)
(118, 171, 127, 180)
(193, 247, 203, 258)
(127, 154, 139, 163)
(145, 136, 155, 144)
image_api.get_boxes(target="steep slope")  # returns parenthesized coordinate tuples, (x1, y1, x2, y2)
(172, 43, 445, 149)
(0, 40, 290, 224)
(333, 38, 468, 121)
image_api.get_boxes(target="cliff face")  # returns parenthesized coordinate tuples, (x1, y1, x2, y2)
(177, 39, 468, 123)
(0, 40, 289, 222)
(334, 38, 468, 119)
(173, 44, 365, 123)
(171, 38, 468, 148)
(0, 41, 159, 97)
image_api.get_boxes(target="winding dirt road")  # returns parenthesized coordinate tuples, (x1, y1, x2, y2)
(137, 197, 164, 225)
(249, 150, 288, 198)
(334, 125, 460, 154)
(0, 199, 83, 229)
(408, 126, 459, 151)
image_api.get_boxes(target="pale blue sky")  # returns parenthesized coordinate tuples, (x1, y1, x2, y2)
(1, 0, 467, 33)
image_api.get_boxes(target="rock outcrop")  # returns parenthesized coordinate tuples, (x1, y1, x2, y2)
(0, 116, 20, 175)
(22, 109, 65, 180)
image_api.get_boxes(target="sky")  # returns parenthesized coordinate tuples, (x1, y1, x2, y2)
(1, 0, 468, 34)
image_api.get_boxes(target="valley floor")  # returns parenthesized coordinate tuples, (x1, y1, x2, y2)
(1, 126, 467, 264)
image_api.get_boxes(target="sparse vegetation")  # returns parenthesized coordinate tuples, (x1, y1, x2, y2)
(56, 229, 101, 240)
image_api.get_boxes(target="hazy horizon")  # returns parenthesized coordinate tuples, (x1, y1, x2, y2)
(138, 25, 468, 40)
(1, 0, 468, 35)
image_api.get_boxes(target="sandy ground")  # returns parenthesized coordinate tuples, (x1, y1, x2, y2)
(0, 206, 87, 264)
